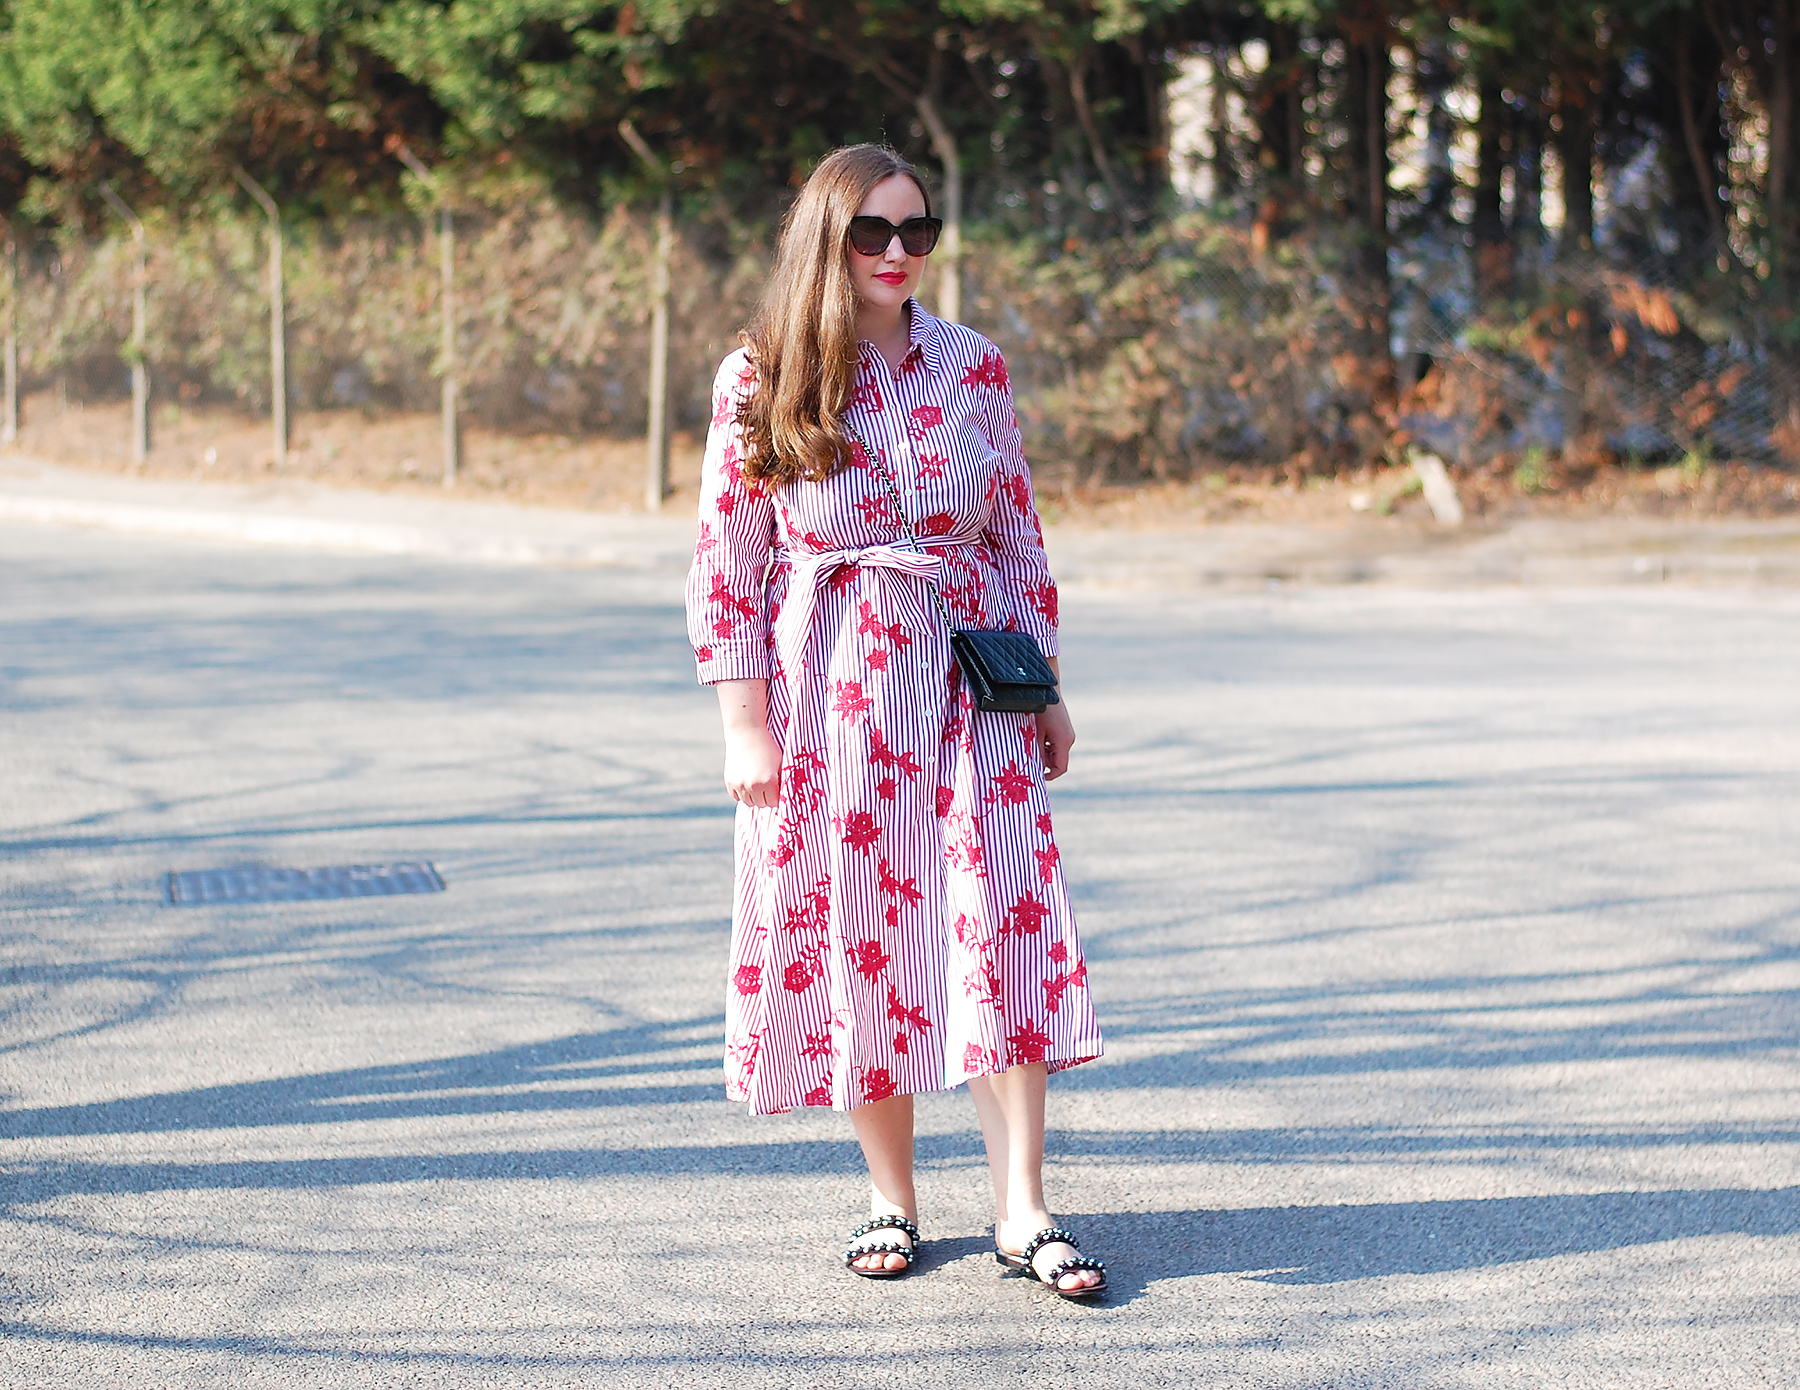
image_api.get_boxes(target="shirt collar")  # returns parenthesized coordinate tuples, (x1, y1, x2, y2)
(859, 298, 948, 377)
(905, 298, 950, 376)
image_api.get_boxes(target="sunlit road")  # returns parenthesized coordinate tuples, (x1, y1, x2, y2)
(3, 519, 1798, 1388)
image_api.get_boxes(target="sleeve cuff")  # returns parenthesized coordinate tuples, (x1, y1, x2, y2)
(694, 645, 773, 685)
(1016, 622, 1058, 657)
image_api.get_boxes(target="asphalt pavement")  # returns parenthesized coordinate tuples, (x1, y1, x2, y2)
(2, 477, 1798, 1387)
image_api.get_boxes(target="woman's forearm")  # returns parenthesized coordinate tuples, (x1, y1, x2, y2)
(716, 678, 782, 807)
(716, 678, 771, 737)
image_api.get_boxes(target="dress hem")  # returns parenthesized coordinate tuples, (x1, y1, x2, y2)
(726, 1045, 1104, 1116)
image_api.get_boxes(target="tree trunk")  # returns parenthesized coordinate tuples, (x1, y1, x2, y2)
(1417, 33, 1457, 227)
(915, 91, 962, 323)
(1766, 0, 1795, 280)
(1209, 47, 1237, 205)
(1555, 68, 1597, 254)
(1473, 74, 1512, 296)
(1340, 10, 1392, 393)
(1124, 34, 1170, 196)
(1068, 50, 1128, 226)
(1342, 18, 1390, 246)
(1513, 102, 1544, 243)
(1673, 35, 1730, 267)
(1257, 23, 1298, 186)
(1703, 0, 1800, 279)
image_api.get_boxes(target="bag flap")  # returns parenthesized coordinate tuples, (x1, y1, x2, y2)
(953, 629, 1056, 687)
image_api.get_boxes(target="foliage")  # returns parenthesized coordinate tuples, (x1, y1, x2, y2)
(969, 214, 1388, 479)
(0, 1, 1796, 475)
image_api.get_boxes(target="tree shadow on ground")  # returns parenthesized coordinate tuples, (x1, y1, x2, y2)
(0, 1017, 731, 1141)
(1072, 1186, 1800, 1299)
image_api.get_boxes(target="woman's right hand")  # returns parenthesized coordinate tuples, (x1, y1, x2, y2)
(716, 679, 782, 808)
(723, 726, 783, 808)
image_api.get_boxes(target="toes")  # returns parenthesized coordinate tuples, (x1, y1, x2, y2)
(1032, 1242, 1076, 1282)
(849, 1244, 911, 1272)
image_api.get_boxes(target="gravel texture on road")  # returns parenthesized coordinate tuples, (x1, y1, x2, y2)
(2, 521, 1797, 1388)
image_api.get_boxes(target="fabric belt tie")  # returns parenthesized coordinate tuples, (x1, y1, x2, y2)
(772, 543, 945, 687)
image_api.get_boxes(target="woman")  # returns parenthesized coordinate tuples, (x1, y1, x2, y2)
(684, 144, 1107, 1299)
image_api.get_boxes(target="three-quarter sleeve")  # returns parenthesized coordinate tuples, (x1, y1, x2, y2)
(977, 364, 1060, 657)
(685, 351, 777, 684)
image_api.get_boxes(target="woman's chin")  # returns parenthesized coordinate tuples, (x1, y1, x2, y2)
(857, 280, 914, 313)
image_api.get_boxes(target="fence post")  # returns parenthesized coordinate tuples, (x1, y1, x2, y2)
(647, 185, 672, 509)
(396, 146, 457, 487)
(438, 205, 456, 488)
(233, 168, 287, 469)
(619, 120, 672, 510)
(98, 184, 149, 464)
(2, 224, 16, 447)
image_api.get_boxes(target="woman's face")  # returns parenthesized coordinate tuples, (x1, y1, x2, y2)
(846, 173, 929, 317)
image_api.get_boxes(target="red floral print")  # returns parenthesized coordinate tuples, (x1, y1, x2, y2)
(849, 938, 891, 980)
(993, 760, 1034, 806)
(830, 679, 874, 725)
(962, 351, 1010, 391)
(1001, 890, 1051, 938)
(838, 810, 881, 855)
(687, 303, 1101, 1114)
(1006, 1018, 1054, 1065)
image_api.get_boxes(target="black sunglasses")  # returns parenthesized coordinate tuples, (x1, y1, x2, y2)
(847, 215, 943, 257)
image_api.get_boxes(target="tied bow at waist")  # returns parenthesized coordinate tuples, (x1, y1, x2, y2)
(771, 543, 944, 682)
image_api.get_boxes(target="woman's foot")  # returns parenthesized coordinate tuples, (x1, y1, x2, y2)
(995, 1217, 1105, 1294)
(844, 1212, 919, 1277)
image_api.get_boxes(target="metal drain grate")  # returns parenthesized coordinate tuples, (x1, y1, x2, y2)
(167, 862, 445, 905)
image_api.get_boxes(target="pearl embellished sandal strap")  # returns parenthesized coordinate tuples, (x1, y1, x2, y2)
(1041, 1255, 1107, 1287)
(843, 1240, 913, 1260)
(1019, 1226, 1080, 1267)
(846, 1215, 919, 1243)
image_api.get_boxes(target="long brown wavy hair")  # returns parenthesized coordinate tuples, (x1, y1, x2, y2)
(738, 145, 932, 486)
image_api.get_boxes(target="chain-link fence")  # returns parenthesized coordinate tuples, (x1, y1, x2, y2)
(1385, 234, 1800, 480)
(4, 203, 1797, 484)
(969, 212, 1800, 485)
(3, 202, 761, 442)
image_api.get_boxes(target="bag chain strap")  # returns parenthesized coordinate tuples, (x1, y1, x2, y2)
(845, 423, 959, 634)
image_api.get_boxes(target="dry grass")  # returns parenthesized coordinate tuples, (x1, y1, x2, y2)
(8, 392, 704, 512)
(9, 392, 1798, 526)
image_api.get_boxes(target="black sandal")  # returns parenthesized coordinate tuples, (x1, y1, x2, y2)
(995, 1226, 1108, 1300)
(842, 1215, 920, 1279)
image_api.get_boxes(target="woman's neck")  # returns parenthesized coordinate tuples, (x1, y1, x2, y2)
(856, 298, 912, 374)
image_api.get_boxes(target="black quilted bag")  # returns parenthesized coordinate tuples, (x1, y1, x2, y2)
(853, 427, 1061, 714)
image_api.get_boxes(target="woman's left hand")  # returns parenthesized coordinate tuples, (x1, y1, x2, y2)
(1036, 659, 1075, 780)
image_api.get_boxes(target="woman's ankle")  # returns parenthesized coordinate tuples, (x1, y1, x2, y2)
(871, 1189, 918, 1221)
(995, 1208, 1057, 1245)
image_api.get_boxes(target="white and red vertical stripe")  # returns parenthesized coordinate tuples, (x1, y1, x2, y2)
(686, 300, 1102, 1114)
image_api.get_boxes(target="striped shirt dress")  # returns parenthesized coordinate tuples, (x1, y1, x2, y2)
(685, 301, 1104, 1115)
